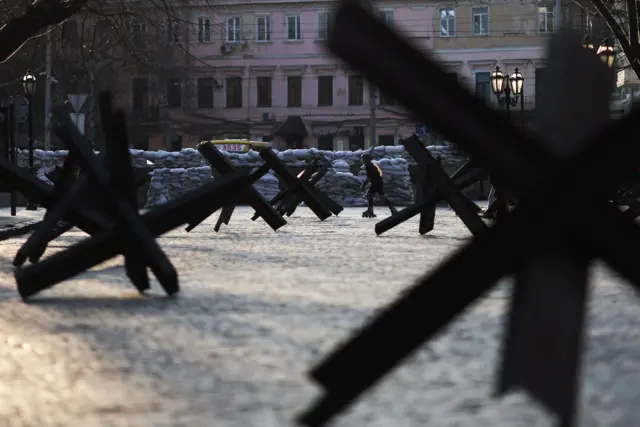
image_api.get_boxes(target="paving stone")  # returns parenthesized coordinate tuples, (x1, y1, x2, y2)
(0, 206, 633, 426)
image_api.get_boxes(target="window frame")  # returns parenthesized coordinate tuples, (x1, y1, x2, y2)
(255, 14, 272, 42)
(317, 75, 334, 107)
(377, 9, 394, 29)
(439, 8, 456, 37)
(226, 16, 242, 43)
(286, 14, 302, 41)
(197, 16, 212, 43)
(316, 11, 331, 41)
(256, 76, 273, 107)
(166, 78, 182, 108)
(286, 75, 303, 107)
(473, 71, 492, 103)
(471, 6, 489, 36)
(538, 7, 554, 33)
(166, 20, 180, 44)
(197, 77, 214, 109)
(347, 74, 364, 106)
(225, 77, 243, 108)
(132, 20, 147, 45)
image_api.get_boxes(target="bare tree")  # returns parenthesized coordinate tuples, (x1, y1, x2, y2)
(576, 0, 640, 77)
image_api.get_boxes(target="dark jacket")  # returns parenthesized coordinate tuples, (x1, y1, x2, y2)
(364, 162, 383, 186)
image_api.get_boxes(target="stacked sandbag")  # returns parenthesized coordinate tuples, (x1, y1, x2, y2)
(36, 166, 56, 186)
(315, 168, 367, 207)
(331, 159, 352, 174)
(8, 143, 467, 209)
(140, 148, 203, 169)
(17, 142, 467, 172)
(145, 166, 212, 208)
(17, 149, 66, 169)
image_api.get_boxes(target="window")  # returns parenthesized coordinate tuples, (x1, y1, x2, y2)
(256, 15, 271, 42)
(379, 89, 395, 106)
(538, 7, 554, 33)
(168, 135, 183, 152)
(377, 10, 394, 29)
(132, 78, 149, 113)
(133, 20, 146, 45)
(472, 7, 489, 36)
(287, 76, 302, 107)
(167, 20, 179, 43)
(256, 76, 272, 107)
(226, 77, 243, 108)
(317, 75, 333, 106)
(349, 129, 365, 151)
(227, 17, 242, 42)
(317, 11, 331, 40)
(439, 8, 456, 37)
(348, 75, 364, 106)
(474, 72, 491, 103)
(198, 17, 212, 43)
(197, 77, 214, 109)
(166, 78, 182, 107)
(317, 135, 334, 150)
(379, 135, 395, 146)
(287, 15, 302, 41)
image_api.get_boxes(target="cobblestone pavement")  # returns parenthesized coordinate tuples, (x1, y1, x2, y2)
(0, 207, 44, 227)
(0, 207, 45, 241)
(0, 206, 636, 427)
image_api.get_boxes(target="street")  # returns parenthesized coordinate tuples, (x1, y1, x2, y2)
(0, 206, 636, 427)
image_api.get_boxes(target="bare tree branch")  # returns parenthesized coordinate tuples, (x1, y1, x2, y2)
(0, 0, 88, 63)
(626, 0, 638, 46)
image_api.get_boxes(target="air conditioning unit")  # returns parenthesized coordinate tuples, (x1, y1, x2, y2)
(213, 79, 223, 89)
(221, 43, 233, 53)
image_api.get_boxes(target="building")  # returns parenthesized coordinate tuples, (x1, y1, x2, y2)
(90, 0, 607, 150)
(160, 1, 435, 151)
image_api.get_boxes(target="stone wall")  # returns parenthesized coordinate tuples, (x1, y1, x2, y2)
(16, 144, 478, 209)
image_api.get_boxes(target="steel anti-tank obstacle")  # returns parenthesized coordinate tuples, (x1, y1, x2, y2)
(297, 3, 640, 427)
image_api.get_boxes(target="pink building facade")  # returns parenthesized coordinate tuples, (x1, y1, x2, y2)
(156, 0, 547, 150)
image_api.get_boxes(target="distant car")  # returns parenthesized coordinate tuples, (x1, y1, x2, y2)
(200, 139, 271, 153)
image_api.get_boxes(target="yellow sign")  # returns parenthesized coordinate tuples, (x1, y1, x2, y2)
(200, 139, 271, 153)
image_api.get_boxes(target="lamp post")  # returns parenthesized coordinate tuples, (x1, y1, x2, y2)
(486, 66, 525, 220)
(22, 69, 37, 211)
(490, 66, 525, 122)
(583, 36, 618, 68)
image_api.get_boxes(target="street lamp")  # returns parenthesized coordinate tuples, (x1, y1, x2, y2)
(22, 69, 37, 211)
(490, 66, 525, 120)
(596, 37, 617, 68)
(583, 36, 618, 68)
(487, 66, 525, 220)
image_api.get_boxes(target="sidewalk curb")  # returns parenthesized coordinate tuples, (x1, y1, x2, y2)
(0, 220, 42, 241)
